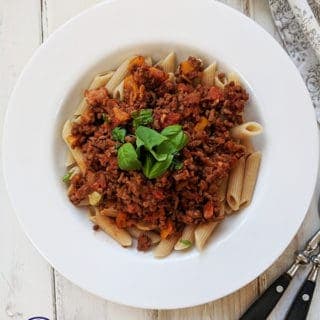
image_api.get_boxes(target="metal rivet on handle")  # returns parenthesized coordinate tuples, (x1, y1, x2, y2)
(302, 294, 310, 302)
(276, 285, 284, 293)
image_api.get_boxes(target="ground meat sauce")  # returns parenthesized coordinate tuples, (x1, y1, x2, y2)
(137, 234, 152, 251)
(68, 56, 248, 243)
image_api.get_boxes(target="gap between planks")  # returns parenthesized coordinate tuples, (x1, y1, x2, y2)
(41, 1, 57, 319)
(40, 0, 49, 42)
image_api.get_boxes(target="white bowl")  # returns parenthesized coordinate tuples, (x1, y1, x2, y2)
(3, 0, 318, 309)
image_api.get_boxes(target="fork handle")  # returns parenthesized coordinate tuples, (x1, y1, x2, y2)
(240, 272, 292, 320)
(285, 279, 316, 320)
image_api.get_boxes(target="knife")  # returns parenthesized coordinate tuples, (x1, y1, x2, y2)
(240, 230, 320, 320)
(285, 251, 320, 320)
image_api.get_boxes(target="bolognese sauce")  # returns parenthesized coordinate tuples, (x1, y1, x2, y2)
(67, 56, 248, 249)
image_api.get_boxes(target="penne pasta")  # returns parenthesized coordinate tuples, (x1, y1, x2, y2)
(240, 151, 262, 207)
(168, 72, 175, 82)
(231, 121, 263, 139)
(105, 56, 137, 94)
(62, 53, 263, 256)
(88, 206, 96, 217)
(69, 165, 80, 179)
(219, 203, 225, 217)
(136, 222, 156, 231)
(113, 80, 124, 100)
(195, 221, 218, 251)
(100, 207, 118, 217)
(65, 151, 76, 168)
(174, 225, 196, 250)
(127, 227, 161, 245)
(77, 198, 89, 206)
(227, 71, 241, 85)
(202, 62, 217, 86)
(227, 156, 246, 211)
(214, 73, 228, 89)
(225, 202, 233, 215)
(89, 215, 97, 224)
(73, 71, 114, 121)
(127, 226, 142, 238)
(62, 120, 86, 173)
(91, 71, 115, 89)
(218, 176, 229, 202)
(155, 58, 163, 67)
(144, 56, 153, 66)
(241, 137, 255, 155)
(153, 234, 180, 258)
(95, 209, 132, 247)
(158, 52, 176, 73)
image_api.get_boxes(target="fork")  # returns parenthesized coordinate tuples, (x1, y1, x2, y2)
(240, 228, 320, 320)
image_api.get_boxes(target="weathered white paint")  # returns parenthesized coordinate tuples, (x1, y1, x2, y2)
(0, 1, 55, 319)
(1, 0, 319, 319)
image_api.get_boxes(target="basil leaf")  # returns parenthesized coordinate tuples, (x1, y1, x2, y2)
(155, 131, 188, 156)
(142, 153, 154, 177)
(132, 109, 153, 129)
(180, 239, 192, 247)
(170, 131, 188, 151)
(62, 172, 72, 183)
(112, 127, 126, 143)
(117, 143, 141, 170)
(156, 140, 177, 155)
(136, 126, 167, 151)
(136, 136, 144, 149)
(150, 149, 168, 161)
(147, 154, 174, 179)
(161, 125, 182, 137)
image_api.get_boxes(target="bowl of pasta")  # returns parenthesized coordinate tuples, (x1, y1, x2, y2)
(3, 0, 318, 309)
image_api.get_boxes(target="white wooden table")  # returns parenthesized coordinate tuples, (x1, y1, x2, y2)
(1, 1, 320, 319)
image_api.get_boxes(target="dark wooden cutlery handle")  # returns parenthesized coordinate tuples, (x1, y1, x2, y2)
(285, 279, 315, 320)
(240, 273, 292, 320)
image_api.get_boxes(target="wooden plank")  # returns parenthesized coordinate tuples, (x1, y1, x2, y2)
(248, 0, 284, 45)
(0, 0, 55, 319)
(44, 1, 156, 319)
(41, 1, 320, 319)
(54, 272, 157, 320)
(45, 0, 96, 34)
(244, 1, 319, 319)
(258, 197, 320, 320)
(159, 4, 259, 320)
(159, 280, 257, 320)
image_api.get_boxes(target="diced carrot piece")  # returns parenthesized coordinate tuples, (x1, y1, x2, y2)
(194, 117, 209, 132)
(203, 201, 214, 219)
(129, 56, 145, 71)
(180, 60, 195, 75)
(113, 107, 130, 123)
(160, 220, 174, 239)
(149, 67, 168, 81)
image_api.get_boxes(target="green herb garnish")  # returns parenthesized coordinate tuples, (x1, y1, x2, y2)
(144, 154, 174, 179)
(62, 172, 72, 183)
(161, 124, 182, 137)
(116, 122, 188, 179)
(117, 143, 141, 170)
(180, 239, 192, 247)
(112, 126, 126, 143)
(132, 109, 153, 129)
(136, 126, 167, 151)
